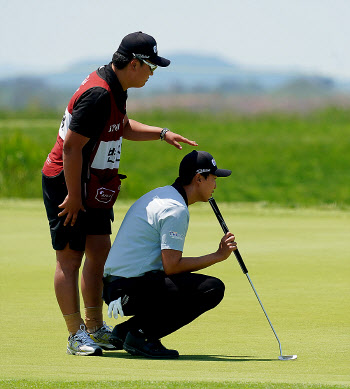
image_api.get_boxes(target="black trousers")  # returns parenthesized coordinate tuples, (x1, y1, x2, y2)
(103, 271, 225, 340)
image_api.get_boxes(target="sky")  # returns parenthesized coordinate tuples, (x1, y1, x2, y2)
(1, 0, 350, 80)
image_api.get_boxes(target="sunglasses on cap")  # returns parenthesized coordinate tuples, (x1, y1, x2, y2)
(132, 53, 158, 72)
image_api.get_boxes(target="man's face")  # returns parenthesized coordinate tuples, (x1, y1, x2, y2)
(132, 59, 154, 88)
(199, 174, 217, 202)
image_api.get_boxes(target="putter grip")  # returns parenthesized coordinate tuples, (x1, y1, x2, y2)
(233, 249, 248, 275)
(209, 198, 248, 274)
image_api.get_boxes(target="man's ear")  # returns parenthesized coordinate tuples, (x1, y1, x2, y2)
(130, 59, 138, 70)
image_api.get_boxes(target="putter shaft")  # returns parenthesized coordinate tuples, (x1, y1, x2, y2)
(208, 197, 287, 358)
(245, 273, 283, 356)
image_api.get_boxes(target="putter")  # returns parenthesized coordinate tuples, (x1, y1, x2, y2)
(209, 197, 297, 361)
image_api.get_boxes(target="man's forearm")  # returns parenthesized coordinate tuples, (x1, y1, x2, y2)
(162, 250, 225, 276)
(63, 147, 83, 198)
(123, 119, 162, 141)
(162, 234, 236, 275)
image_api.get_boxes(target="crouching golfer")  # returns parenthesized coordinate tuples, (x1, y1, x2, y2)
(102, 150, 237, 358)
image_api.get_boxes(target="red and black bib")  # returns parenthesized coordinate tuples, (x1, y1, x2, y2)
(43, 70, 126, 208)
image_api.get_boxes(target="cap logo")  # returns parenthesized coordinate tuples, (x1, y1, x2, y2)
(153, 45, 157, 53)
(212, 158, 216, 167)
(132, 52, 150, 59)
(196, 168, 211, 174)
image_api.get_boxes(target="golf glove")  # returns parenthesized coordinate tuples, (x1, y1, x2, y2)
(108, 297, 124, 320)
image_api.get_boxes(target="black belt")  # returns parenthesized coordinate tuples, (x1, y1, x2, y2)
(103, 270, 163, 284)
(103, 275, 124, 284)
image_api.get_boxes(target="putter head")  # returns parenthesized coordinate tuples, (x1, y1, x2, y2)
(278, 355, 297, 361)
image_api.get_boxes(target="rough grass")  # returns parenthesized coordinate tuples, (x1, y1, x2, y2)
(1, 108, 350, 206)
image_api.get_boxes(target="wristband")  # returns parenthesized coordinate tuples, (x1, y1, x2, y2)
(160, 128, 169, 141)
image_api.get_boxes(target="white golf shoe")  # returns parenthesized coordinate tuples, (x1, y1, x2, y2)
(67, 325, 103, 356)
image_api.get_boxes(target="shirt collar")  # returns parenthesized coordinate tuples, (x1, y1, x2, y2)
(171, 178, 188, 206)
(97, 63, 127, 113)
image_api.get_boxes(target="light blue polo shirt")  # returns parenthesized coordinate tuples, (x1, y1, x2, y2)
(104, 185, 189, 278)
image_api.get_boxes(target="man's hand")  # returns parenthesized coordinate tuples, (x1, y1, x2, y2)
(217, 232, 237, 261)
(164, 131, 198, 150)
(58, 194, 85, 227)
(108, 297, 124, 320)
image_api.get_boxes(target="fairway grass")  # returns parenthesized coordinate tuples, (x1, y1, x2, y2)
(0, 200, 349, 388)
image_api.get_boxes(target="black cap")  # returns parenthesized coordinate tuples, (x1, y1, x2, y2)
(116, 31, 170, 67)
(179, 151, 232, 181)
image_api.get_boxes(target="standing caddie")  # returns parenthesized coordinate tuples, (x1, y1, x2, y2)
(103, 150, 237, 359)
(42, 31, 197, 356)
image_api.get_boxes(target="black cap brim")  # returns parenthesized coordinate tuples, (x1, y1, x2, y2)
(151, 55, 171, 67)
(214, 168, 232, 177)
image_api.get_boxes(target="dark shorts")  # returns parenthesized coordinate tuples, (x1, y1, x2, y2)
(42, 171, 114, 251)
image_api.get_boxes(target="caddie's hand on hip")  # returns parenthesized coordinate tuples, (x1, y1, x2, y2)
(218, 232, 237, 260)
(108, 297, 124, 320)
(58, 194, 85, 227)
(165, 131, 198, 150)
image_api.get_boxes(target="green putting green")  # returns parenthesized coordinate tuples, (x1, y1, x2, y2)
(0, 200, 349, 388)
